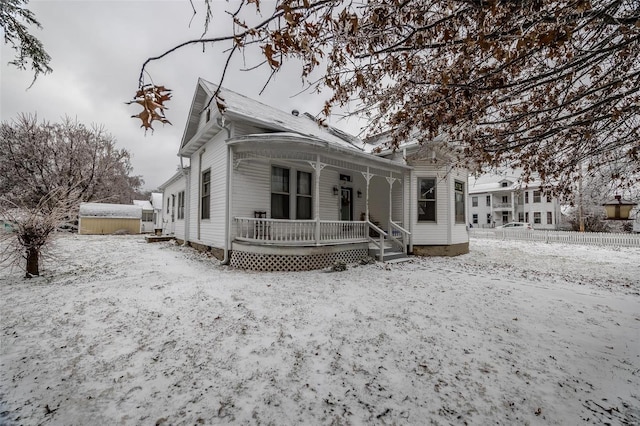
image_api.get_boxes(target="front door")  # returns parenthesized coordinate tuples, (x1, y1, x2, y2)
(340, 187, 353, 221)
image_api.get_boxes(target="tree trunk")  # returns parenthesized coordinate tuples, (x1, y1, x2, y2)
(26, 247, 39, 277)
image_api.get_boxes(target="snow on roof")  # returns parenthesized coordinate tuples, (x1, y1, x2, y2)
(151, 193, 163, 210)
(469, 169, 542, 194)
(133, 200, 154, 211)
(200, 80, 364, 152)
(79, 203, 142, 218)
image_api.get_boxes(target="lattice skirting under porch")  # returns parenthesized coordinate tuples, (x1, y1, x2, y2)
(230, 247, 369, 272)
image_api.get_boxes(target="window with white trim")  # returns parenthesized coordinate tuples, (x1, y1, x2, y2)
(534, 212, 541, 224)
(296, 171, 312, 220)
(472, 196, 478, 207)
(201, 169, 211, 219)
(547, 212, 553, 224)
(533, 190, 541, 203)
(177, 191, 185, 220)
(417, 178, 436, 222)
(454, 181, 465, 224)
(271, 166, 290, 219)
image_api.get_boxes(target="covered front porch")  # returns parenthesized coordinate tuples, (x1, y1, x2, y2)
(227, 133, 411, 270)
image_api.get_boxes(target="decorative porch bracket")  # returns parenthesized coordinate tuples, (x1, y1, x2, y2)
(306, 160, 327, 172)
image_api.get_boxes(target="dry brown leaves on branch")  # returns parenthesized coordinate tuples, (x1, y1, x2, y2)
(128, 84, 172, 131)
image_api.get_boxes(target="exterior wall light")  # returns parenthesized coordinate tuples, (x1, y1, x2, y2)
(333, 186, 339, 196)
(357, 190, 362, 198)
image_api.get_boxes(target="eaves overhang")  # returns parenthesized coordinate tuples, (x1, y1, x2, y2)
(227, 133, 412, 172)
(178, 118, 222, 157)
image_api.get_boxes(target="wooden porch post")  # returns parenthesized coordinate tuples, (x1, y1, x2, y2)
(388, 172, 394, 229)
(365, 166, 370, 222)
(314, 155, 322, 245)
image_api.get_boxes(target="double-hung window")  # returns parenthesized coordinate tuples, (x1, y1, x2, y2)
(534, 212, 541, 224)
(177, 191, 185, 220)
(533, 190, 541, 203)
(201, 169, 211, 219)
(296, 171, 312, 220)
(472, 196, 478, 207)
(454, 181, 465, 224)
(418, 178, 436, 222)
(271, 166, 290, 219)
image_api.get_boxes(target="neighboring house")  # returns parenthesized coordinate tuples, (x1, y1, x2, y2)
(150, 192, 163, 233)
(157, 78, 468, 271)
(133, 200, 154, 233)
(468, 172, 563, 230)
(158, 171, 186, 237)
(630, 206, 640, 233)
(78, 203, 142, 235)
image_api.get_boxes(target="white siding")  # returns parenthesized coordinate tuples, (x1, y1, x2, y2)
(368, 175, 390, 227)
(405, 163, 468, 246)
(232, 159, 271, 218)
(450, 168, 469, 245)
(352, 172, 367, 222)
(189, 130, 228, 248)
(319, 168, 340, 220)
(409, 164, 449, 245)
(231, 160, 349, 221)
(162, 176, 186, 239)
(392, 182, 403, 224)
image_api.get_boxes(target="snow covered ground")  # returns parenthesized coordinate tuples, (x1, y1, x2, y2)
(1, 234, 638, 425)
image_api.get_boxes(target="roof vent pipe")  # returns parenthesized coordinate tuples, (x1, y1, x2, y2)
(291, 109, 299, 116)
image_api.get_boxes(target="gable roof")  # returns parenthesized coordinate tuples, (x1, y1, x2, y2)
(180, 78, 364, 155)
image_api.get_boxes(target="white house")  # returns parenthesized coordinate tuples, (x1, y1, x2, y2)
(150, 192, 164, 233)
(133, 199, 154, 233)
(468, 172, 563, 230)
(157, 78, 469, 271)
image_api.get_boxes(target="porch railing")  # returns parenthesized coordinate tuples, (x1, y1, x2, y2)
(492, 202, 513, 209)
(389, 221, 411, 254)
(367, 221, 388, 261)
(234, 217, 368, 245)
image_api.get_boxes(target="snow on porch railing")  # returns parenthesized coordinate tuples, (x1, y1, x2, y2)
(234, 217, 368, 245)
(469, 228, 640, 248)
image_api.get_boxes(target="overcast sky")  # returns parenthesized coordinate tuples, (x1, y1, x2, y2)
(1, 0, 361, 191)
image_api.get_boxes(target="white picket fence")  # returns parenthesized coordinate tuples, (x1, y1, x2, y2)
(470, 228, 640, 248)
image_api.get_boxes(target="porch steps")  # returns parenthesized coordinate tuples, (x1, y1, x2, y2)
(385, 256, 412, 264)
(368, 244, 410, 262)
(145, 235, 175, 243)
